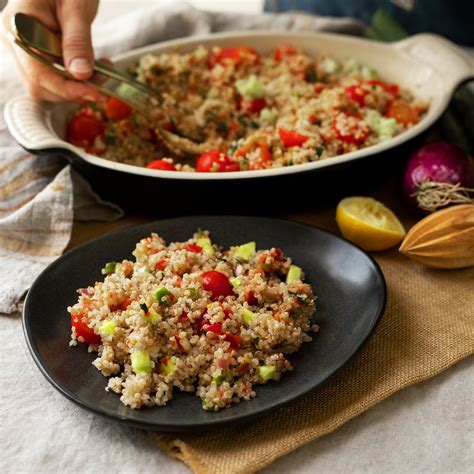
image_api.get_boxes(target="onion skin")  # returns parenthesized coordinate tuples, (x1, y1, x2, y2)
(403, 142, 473, 209)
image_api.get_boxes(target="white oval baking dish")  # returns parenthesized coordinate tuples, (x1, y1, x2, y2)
(4, 31, 473, 181)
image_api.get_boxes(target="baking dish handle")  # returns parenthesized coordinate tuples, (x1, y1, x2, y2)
(394, 33, 474, 91)
(3, 95, 59, 150)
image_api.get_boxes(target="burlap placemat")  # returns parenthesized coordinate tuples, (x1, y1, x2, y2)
(151, 249, 474, 473)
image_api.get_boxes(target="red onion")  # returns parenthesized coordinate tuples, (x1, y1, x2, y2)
(403, 142, 473, 212)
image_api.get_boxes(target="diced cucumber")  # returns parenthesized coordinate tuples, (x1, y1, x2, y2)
(148, 308, 162, 324)
(197, 236, 214, 255)
(344, 58, 360, 72)
(131, 350, 152, 374)
(230, 276, 244, 288)
(361, 66, 378, 80)
(99, 320, 116, 337)
(378, 117, 398, 141)
(286, 265, 303, 283)
(241, 308, 256, 325)
(235, 75, 263, 99)
(102, 262, 116, 275)
(234, 242, 256, 261)
(259, 108, 277, 124)
(154, 287, 170, 304)
(322, 58, 340, 74)
(160, 357, 176, 376)
(257, 365, 277, 381)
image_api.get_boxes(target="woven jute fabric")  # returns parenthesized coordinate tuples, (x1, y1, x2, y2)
(151, 250, 474, 474)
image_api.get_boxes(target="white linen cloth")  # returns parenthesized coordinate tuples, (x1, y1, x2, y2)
(1, 2, 472, 474)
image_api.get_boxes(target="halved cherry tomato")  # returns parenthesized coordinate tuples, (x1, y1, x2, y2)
(333, 113, 369, 144)
(224, 333, 241, 350)
(236, 96, 267, 115)
(66, 114, 104, 145)
(274, 44, 298, 61)
(202, 271, 233, 299)
(71, 313, 101, 344)
(208, 46, 259, 68)
(186, 243, 203, 253)
(146, 160, 177, 171)
(196, 150, 239, 172)
(155, 259, 168, 271)
(259, 144, 272, 163)
(279, 129, 310, 148)
(104, 97, 132, 121)
(345, 85, 368, 107)
(386, 101, 419, 126)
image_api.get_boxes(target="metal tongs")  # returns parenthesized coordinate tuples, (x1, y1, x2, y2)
(10, 13, 205, 157)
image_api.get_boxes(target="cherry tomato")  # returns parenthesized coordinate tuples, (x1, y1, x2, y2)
(201, 271, 233, 299)
(236, 96, 267, 115)
(274, 44, 298, 61)
(386, 101, 419, 126)
(71, 313, 101, 344)
(345, 85, 368, 107)
(186, 243, 203, 253)
(224, 333, 241, 350)
(208, 46, 259, 68)
(66, 114, 104, 145)
(146, 160, 177, 171)
(279, 129, 310, 148)
(333, 113, 370, 144)
(104, 97, 132, 121)
(195, 311, 210, 332)
(196, 150, 239, 172)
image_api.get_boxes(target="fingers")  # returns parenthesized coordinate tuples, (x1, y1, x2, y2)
(57, 0, 99, 80)
(15, 47, 102, 102)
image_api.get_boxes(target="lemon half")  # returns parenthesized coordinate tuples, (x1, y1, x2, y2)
(336, 197, 406, 251)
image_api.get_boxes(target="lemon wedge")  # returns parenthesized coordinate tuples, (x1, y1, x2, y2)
(336, 197, 406, 251)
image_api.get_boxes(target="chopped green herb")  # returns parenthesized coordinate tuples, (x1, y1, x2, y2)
(187, 288, 197, 296)
(216, 121, 229, 132)
(315, 146, 325, 157)
(237, 115, 247, 127)
(102, 262, 116, 275)
(250, 120, 259, 129)
(148, 308, 162, 324)
(210, 162, 219, 172)
(305, 66, 318, 83)
(213, 374, 226, 385)
(140, 302, 148, 313)
(105, 134, 117, 145)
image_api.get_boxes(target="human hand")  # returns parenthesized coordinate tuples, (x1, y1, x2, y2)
(1, 0, 101, 102)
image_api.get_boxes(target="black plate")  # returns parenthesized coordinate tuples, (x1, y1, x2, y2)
(23, 216, 386, 432)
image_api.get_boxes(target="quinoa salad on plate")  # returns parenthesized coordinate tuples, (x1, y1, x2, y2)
(66, 44, 428, 173)
(68, 231, 318, 411)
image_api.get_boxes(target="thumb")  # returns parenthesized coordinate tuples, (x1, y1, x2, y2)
(59, 1, 97, 80)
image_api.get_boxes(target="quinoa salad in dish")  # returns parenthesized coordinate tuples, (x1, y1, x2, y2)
(68, 231, 318, 411)
(66, 44, 428, 173)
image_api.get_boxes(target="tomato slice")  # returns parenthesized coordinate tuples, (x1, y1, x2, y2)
(66, 114, 104, 145)
(333, 113, 369, 144)
(201, 271, 233, 299)
(345, 85, 368, 107)
(224, 333, 241, 350)
(208, 46, 259, 68)
(71, 313, 101, 344)
(386, 101, 419, 126)
(146, 160, 177, 171)
(274, 44, 298, 61)
(279, 129, 310, 148)
(104, 97, 132, 121)
(237, 96, 267, 115)
(186, 243, 203, 253)
(196, 150, 239, 172)
(366, 80, 399, 96)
